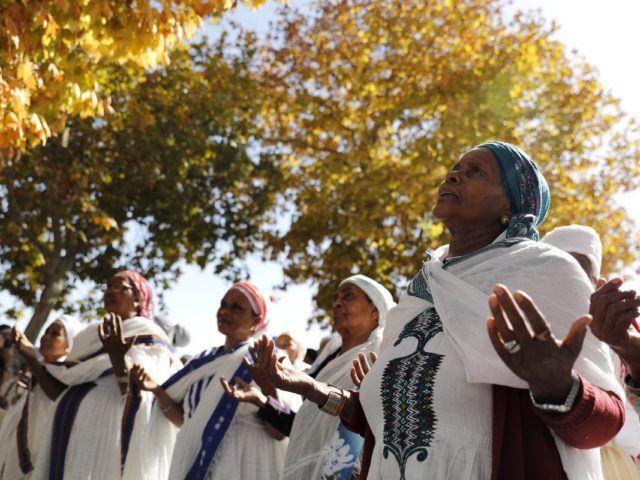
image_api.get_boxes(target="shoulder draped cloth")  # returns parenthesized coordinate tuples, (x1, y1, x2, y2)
(381, 233, 621, 480)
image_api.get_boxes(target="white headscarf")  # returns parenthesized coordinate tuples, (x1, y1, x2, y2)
(55, 314, 82, 352)
(338, 274, 396, 326)
(542, 225, 602, 279)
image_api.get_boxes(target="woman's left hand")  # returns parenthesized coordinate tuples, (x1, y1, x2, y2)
(98, 313, 134, 360)
(487, 284, 591, 402)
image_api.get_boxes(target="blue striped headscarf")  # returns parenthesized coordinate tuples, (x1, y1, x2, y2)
(476, 141, 550, 240)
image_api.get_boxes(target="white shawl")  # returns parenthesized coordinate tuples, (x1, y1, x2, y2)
(167, 343, 251, 479)
(379, 234, 621, 480)
(31, 317, 179, 480)
(283, 327, 383, 480)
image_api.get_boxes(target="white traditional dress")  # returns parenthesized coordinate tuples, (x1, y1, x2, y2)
(30, 317, 180, 480)
(0, 381, 55, 480)
(165, 341, 298, 480)
(282, 330, 381, 480)
(359, 233, 622, 480)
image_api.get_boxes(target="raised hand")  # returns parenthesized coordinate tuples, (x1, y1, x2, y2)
(130, 363, 158, 391)
(351, 351, 377, 387)
(589, 277, 640, 348)
(251, 334, 315, 397)
(98, 313, 134, 359)
(220, 375, 267, 408)
(487, 284, 590, 402)
(11, 326, 37, 363)
(589, 277, 640, 381)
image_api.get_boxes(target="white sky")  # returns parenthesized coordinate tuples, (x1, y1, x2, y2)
(6, 0, 640, 355)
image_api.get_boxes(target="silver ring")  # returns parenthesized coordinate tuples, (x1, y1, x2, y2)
(503, 340, 521, 354)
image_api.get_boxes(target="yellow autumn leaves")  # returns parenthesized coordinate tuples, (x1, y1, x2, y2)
(0, 0, 273, 154)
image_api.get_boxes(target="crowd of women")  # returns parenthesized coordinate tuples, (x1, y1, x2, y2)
(1, 140, 640, 479)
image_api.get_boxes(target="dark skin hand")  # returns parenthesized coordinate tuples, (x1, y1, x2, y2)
(131, 363, 185, 427)
(487, 284, 591, 403)
(589, 277, 640, 381)
(12, 327, 67, 401)
(98, 313, 135, 394)
(220, 340, 287, 407)
(250, 334, 361, 424)
(350, 351, 377, 387)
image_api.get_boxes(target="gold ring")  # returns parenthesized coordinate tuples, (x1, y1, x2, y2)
(534, 330, 550, 341)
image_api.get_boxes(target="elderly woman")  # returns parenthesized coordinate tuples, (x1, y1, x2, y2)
(130, 281, 298, 480)
(226, 274, 395, 479)
(0, 315, 81, 480)
(30, 270, 179, 480)
(257, 141, 624, 480)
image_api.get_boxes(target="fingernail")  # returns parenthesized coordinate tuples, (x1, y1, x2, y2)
(612, 277, 623, 285)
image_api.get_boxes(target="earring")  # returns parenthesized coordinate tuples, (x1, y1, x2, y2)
(501, 215, 510, 225)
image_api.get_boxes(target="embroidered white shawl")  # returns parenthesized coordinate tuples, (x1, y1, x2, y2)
(375, 234, 622, 480)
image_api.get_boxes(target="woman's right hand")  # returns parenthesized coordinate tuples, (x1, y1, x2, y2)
(131, 363, 159, 391)
(12, 327, 38, 363)
(252, 334, 314, 397)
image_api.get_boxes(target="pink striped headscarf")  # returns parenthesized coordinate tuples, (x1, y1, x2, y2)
(117, 270, 153, 319)
(229, 281, 271, 333)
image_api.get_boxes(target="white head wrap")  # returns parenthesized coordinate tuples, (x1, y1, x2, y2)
(55, 314, 83, 351)
(338, 274, 396, 326)
(542, 225, 602, 280)
(277, 331, 307, 364)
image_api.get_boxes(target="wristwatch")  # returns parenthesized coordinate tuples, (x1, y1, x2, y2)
(319, 384, 347, 416)
(530, 373, 580, 414)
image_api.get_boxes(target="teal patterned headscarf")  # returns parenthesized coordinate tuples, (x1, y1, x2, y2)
(476, 141, 550, 240)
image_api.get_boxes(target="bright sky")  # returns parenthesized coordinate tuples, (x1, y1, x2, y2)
(6, 0, 640, 355)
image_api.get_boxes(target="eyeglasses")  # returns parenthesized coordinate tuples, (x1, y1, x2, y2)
(104, 282, 134, 292)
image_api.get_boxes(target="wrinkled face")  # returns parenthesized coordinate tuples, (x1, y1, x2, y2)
(276, 334, 300, 363)
(332, 284, 379, 339)
(569, 252, 597, 287)
(433, 148, 512, 232)
(40, 320, 69, 362)
(217, 289, 259, 343)
(103, 273, 139, 318)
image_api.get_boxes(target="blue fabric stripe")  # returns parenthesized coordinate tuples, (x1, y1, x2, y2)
(17, 391, 33, 473)
(184, 356, 252, 480)
(49, 383, 96, 480)
(192, 380, 205, 418)
(120, 388, 142, 472)
(162, 347, 221, 390)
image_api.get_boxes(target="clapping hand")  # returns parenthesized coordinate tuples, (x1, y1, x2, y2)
(487, 284, 590, 402)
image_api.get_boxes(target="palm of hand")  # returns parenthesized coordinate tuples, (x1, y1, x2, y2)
(233, 384, 261, 403)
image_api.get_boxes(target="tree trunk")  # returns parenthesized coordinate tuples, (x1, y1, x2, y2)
(24, 254, 75, 342)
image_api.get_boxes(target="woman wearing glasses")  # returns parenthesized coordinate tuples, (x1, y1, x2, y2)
(31, 270, 180, 480)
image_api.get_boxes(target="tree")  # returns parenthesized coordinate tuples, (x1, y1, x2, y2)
(0, 0, 276, 154)
(0, 38, 283, 340)
(250, 0, 640, 315)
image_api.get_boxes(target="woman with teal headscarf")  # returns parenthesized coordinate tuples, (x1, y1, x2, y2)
(253, 141, 624, 480)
